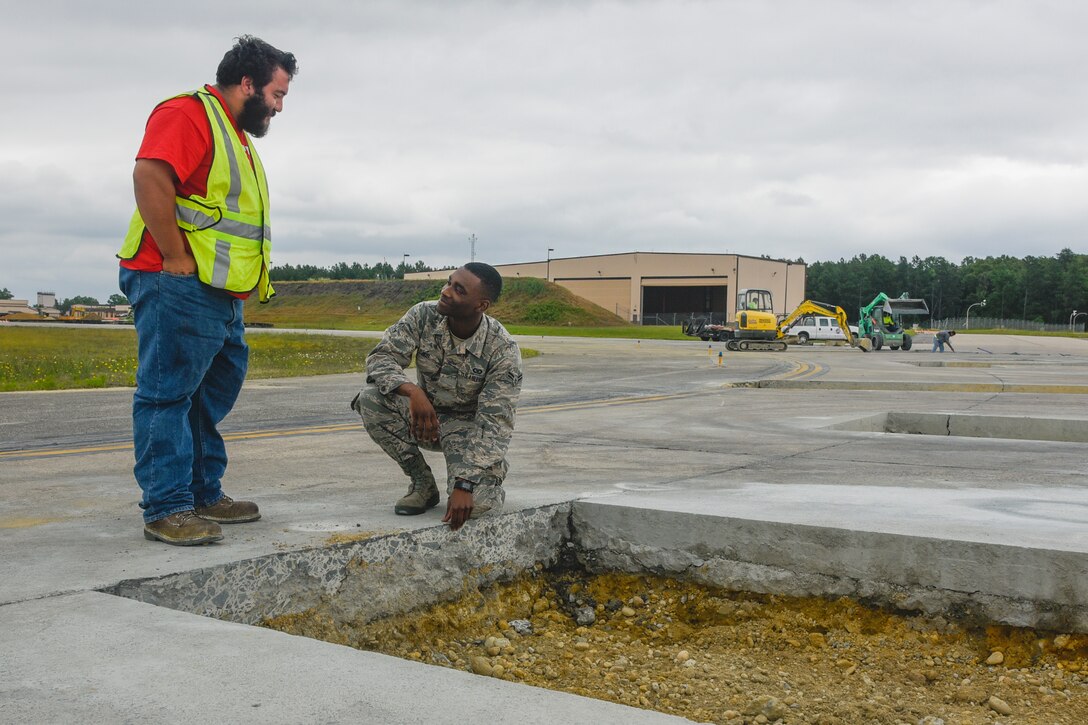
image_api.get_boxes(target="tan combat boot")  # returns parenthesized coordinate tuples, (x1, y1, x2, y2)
(395, 467, 440, 515)
(144, 510, 223, 546)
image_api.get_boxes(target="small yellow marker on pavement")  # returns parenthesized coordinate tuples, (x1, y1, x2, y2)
(717, 350, 724, 367)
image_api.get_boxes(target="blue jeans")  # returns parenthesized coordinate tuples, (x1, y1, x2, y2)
(120, 269, 248, 522)
(932, 338, 945, 352)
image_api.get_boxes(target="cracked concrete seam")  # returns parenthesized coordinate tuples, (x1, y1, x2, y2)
(104, 498, 1088, 635)
(105, 503, 574, 626)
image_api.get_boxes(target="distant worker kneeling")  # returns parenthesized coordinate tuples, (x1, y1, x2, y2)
(351, 263, 523, 531)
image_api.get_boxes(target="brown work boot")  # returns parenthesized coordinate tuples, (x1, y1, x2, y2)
(395, 467, 440, 515)
(195, 495, 260, 523)
(143, 510, 223, 546)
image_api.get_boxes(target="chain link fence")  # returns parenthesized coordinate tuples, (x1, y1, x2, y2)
(928, 316, 1085, 333)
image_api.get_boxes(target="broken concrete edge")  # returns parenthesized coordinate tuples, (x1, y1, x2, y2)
(571, 501, 1088, 633)
(104, 503, 572, 626)
(724, 380, 1088, 394)
(103, 499, 1088, 635)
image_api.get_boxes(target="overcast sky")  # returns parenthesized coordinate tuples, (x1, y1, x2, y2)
(2, 0, 1085, 302)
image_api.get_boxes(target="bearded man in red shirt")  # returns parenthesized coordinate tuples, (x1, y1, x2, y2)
(118, 36, 297, 546)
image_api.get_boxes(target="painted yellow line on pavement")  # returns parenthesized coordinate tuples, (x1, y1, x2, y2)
(0, 423, 360, 460)
(0, 392, 708, 460)
(520, 391, 706, 415)
(224, 423, 359, 440)
(0, 442, 134, 459)
(775, 361, 825, 381)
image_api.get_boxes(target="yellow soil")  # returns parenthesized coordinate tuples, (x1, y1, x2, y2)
(264, 570, 1088, 724)
(322, 530, 399, 546)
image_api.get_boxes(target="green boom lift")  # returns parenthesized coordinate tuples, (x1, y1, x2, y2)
(857, 293, 929, 351)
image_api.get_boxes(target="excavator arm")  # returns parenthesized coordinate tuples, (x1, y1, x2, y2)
(778, 300, 871, 351)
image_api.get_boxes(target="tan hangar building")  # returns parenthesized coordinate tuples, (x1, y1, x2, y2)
(408, 252, 805, 323)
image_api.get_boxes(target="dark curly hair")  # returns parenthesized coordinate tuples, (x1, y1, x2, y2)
(216, 35, 298, 90)
(464, 262, 503, 303)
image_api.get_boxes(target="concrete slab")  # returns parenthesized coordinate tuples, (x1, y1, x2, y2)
(2, 331, 1088, 720)
(0, 591, 686, 724)
(572, 485, 1088, 629)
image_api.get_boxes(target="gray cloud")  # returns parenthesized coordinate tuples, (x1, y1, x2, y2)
(2, 0, 1085, 301)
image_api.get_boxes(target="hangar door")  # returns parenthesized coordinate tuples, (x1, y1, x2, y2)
(642, 285, 727, 323)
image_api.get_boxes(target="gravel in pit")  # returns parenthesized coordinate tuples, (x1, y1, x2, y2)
(263, 569, 1088, 724)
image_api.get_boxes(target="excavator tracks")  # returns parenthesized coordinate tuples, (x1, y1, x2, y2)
(726, 339, 790, 352)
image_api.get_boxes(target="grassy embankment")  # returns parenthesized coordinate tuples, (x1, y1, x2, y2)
(0, 278, 672, 393)
(247, 278, 688, 340)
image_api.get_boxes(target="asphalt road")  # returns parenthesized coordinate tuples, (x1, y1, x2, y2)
(2, 329, 1085, 457)
(0, 334, 792, 453)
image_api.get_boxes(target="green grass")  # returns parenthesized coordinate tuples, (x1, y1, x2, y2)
(0, 327, 379, 392)
(0, 327, 537, 392)
(246, 333, 378, 379)
(0, 327, 139, 391)
(952, 328, 1088, 339)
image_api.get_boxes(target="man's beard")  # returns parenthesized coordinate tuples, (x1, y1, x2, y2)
(238, 92, 273, 137)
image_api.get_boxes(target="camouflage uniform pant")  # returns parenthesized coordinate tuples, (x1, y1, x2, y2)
(352, 387, 506, 511)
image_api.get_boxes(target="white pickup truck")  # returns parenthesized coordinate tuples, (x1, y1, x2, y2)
(782, 315, 859, 344)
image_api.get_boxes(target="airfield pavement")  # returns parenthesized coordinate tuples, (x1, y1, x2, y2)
(1, 330, 1086, 722)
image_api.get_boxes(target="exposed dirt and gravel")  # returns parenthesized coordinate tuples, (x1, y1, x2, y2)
(264, 569, 1088, 724)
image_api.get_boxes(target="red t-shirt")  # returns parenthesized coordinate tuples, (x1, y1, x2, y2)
(121, 85, 253, 299)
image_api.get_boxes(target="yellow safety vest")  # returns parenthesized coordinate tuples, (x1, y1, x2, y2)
(119, 88, 275, 302)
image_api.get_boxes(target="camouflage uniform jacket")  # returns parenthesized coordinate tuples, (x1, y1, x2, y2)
(366, 301, 523, 477)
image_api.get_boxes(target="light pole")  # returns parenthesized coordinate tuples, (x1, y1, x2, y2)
(402, 253, 410, 277)
(546, 248, 554, 282)
(965, 299, 986, 330)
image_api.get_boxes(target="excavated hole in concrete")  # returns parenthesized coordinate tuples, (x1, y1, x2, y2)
(262, 560, 1088, 724)
(831, 412, 1088, 443)
(105, 502, 1088, 723)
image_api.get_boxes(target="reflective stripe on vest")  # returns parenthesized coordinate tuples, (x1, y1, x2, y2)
(203, 96, 243, 214)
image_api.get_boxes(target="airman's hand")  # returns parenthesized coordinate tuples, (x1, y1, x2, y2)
(404, 385, 440, 443)
(442, 488, 474, 531)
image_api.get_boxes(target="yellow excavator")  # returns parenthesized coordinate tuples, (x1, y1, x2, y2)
(681, 291, 871, 352)
(681, 288, 781, 350)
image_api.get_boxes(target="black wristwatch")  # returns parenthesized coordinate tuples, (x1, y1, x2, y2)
(453, 478, 475, 494)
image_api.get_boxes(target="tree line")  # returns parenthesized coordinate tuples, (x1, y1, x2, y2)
(270, 259, 442, 282)
(806, 249, 1088, 324)
(7, 250, 1084, 323)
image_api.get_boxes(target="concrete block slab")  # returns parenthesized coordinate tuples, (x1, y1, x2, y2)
(0, 591, 687, 724)
(573, 486, 1088, 631)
